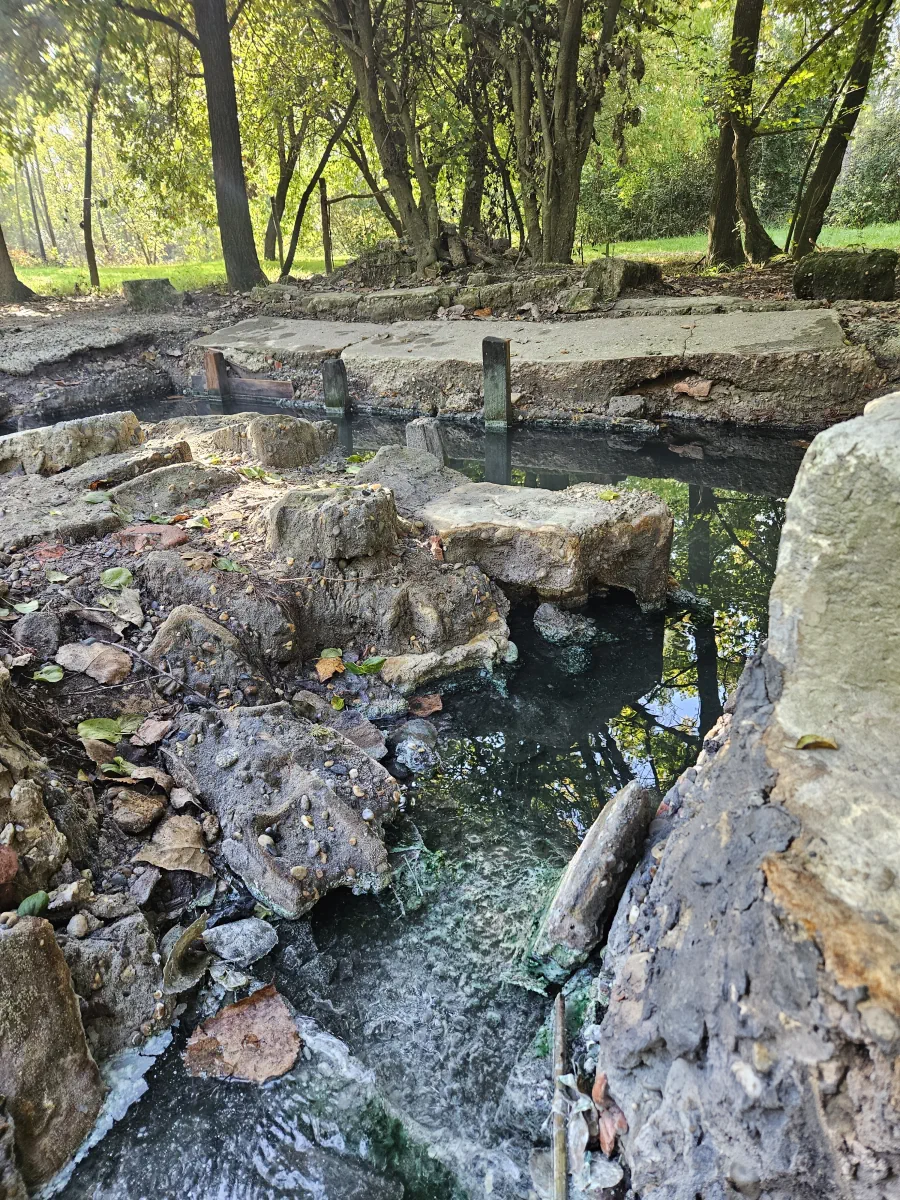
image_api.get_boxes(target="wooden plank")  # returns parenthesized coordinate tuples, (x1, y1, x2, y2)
(204, 349, 228, 398)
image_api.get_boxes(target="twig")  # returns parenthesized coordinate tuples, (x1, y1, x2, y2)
(552, 991, 568, 1200)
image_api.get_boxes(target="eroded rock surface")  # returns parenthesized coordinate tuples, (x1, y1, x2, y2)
(0, 411, 142, 476)
(597, 404, 900, 1199)
(246, 414, 336, 468)
(163, 704, 399, 917)
(265, 482, 399, 562)
(146, 603, 275, 704)
(0, 917, 104, 1187)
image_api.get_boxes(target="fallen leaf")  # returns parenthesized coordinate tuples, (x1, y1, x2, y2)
(215, 557, 247, 573)
(99, 756, 134, 777)
(32, 541, 67, 562)
(131, 717, 173, 747)
(120, 764, 175, 792)
(473, 306, 493, 317)
(100, 566, 134, 591)
(78, 717, 125, 744)
(162, 913, 211, 994)
(183, 984, 300, 1083)
(597, 489, 620, 502)
(118, 523, 189, 551)
(81, 737, 117, 765)
(315, 656, 345, 682)
(795, 734, 839, 750)
(320, 647, 343, 659)
(13, 600, 39, 614)
(409, 693, 442, 717)
(344, 655, 386, 676)
(330, 695, 345, 711)
(185, 515, 211, 530)
(56, 642, 132, 684)
(673, 378, 713, 398)
(99, 587, 143, 626)
(134, 813, 213, 876)
(44, 569, 69, 583)
(33, 663, 63, 683)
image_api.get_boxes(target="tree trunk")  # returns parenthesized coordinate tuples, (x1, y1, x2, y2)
(707, 0, 769, 266)
(23, 161, 47, 263)
(790, 0, 891, 259)
(732, 122, 780, 262)
(192, 0, 265, 290)
(0, 221, 35, 302)
(13, 170, 26, 253)
(263, 117, 302, 261)
(460, 139, 486, 236)
(83, 41, 103, 289)
(342, 134, 404, 236)
(319, 177, 334, 275)
(32, 157, 57, 254)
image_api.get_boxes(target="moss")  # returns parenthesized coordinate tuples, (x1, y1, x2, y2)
(362, 1101, 468, 1200)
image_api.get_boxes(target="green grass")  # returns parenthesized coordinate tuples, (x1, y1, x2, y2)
(16, 256, 346, 297)
(585, 222, 900, 262)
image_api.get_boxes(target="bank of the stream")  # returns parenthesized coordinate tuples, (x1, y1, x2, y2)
(46, 417, 792, 1199)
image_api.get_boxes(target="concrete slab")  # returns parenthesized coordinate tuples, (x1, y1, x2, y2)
(193, 317, 384, 368)
(0, 314, 201, 376)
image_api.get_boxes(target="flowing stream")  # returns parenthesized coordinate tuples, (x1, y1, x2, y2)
(45, 401, 801, 1199)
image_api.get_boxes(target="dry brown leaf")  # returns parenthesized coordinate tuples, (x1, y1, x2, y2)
(130, 717, 173, 747)
(473, 306, 493, 317)
(183, 984, 300, 1083)
(56, 642, 132, 684)
(115, 765, 175, 792)
(673, 378, 712, 398)
(409, 693, 442, 718)
(81, 737, 116, 765)
(315, 656, 344, 682)
(133, 813, 213, 876)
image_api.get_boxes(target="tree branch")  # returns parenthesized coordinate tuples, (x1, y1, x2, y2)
(115, 0, 200, 47)
(228, 0, 251, 29)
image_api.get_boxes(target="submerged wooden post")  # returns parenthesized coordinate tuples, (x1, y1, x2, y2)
(483, 427, 511, 485)
(483, 336, 512, 428)
(552, 991, 568, 1200)
(319, 177, 334, 275)
(322, 357, 350, 417)
(204, 349, 228, 401)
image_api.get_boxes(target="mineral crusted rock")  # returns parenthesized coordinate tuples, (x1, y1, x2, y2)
(290, 690, 388, 759)
(533, 602, 597, 645)
(265, 483, 399, 562)
(110, 788, 166, 834)
(163, 703, 398, 917)
(0, 1098, 27, 1200)
(1, 779, 68, 897)
(58, 912, 168, 1060)
(110, 462, 234, 515)
(405, 416, 445, 460)
(794, 248, 897, 301)
(354, 446, 468, 510)
(122, 277, 184, 311)
(146, 603, 274, 704)
(246, 414, 336, 469)
(11, 610, 61, 659)
(529, 781, 658, 982)
(202, 917, 278, 967)
(582, 256, 662, 300)
(0, 410, 142, 476)
(0, 917, 104, 1186)
(596, 403, 900, 1199)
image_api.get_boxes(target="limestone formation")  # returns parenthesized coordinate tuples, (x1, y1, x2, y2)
(596, 404, 900, 1199)
(146, 603, 274, 704)
(0, 410, 142, 476)
(110, 461, 234, 515)
(162, 703, 398, 917)
(121, 277, 185, 312)
(0, 918, 104, 1187)
(794, 248, 897, 301)
(246, 414, 336, 468)
(529, 781, 658, 982)
(265, 483, 399, 562)
(582, 256, 662, 300)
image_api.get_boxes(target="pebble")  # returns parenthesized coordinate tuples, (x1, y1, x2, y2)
(352, 784, 365, 797)
(290, 865, 308, 880)
(0, 911, 18, 928)
(300, 795, 310, 811)
(257, 834, 275, 850)
(361, 808, 374, 821)
(66, 914, 91, 939)
(348, 768, 359, 779)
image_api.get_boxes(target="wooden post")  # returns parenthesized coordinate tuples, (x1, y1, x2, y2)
(483, 336, 512, 428)
(552, 991, 568, 1200)
(204, 349, 228, 399)
(270, 195, 284, 273)
(484, 428, 511, 484)
(319, 177, 334, 275)
(323, 357, 350, 416)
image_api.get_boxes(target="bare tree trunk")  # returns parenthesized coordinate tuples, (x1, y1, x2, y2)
(790, 0, 891, 259)
(264, 115, 305, 261)
(732, 122, 780, 262)
(13, 170, 26, 252)
(23, 161, 47, 263)
(32, 157, 57, 255)
(191, 0, 265, 290)
(460, 139, 486, 236)
(342, 133, 404, 235)
(0, 221, 35, 302)
(319, 177, 334, 274)
(83, 39, 103, 289)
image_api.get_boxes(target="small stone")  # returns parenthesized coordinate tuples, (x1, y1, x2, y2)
(257, 834, 275, 850)
(202, 917, 278, 967)
(66, 914, 92, 939)
(290, 865, 308, 880)
(352, 785, 365, 797)
(346, 867, 357, 880)
(349, 836, 358, 846)
(361, 809, 374, 821)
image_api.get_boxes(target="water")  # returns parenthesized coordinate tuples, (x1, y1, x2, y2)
(48, 402, 796, 1199)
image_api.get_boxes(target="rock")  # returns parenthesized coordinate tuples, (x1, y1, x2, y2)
(529, 781, 658, 982)
(1, 779, 68, 897)
(0, 917, 104, 1186)
(202, 916, 278, 966)
(56, 640, 132, 684)
(162, 703, 398, 917)
(0, 1098, 28, 1200)
(246, 414, 336, 469)
(354, 445, 469, 510)
(291, 690, 388, 760)
(121, 277, 185, 312)
(582, 257, 662, 300)
(111, 788, 167, 834)
(606, 394, 646, 418)
(264, 483, 399, 563)
(405, 416, 445, 461)
(82, 892, 139, 921)
(59, 912, 169, 1060)
(558, 285, 603, 313)
(420, 480, 673, 609)
(145, 603, 273, 704)
(794, 248, 897, 301)
(110, 462, 234, 515)
(11, 610, 61, 659)
(66, 912, 100, 938)
(387, 718, 439, 775)
(0, 411, 142, 476)
(533, 602, 597, 645)
(596, 404, 900, 1198)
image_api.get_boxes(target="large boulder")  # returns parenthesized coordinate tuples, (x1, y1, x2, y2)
(265, 483, 399, 562)
(354, 446, 469, 511)
(162, 704, 400, 917)
(110, 462, 234, 515)
(246, 414, 336, 469)
(122, 277, 184, 312)
(583, 256, 662, 300)
(146, 603, 274, 704)
(794, 248, 897, 301)
(0, 918, 104, 1187)
(0, 411, 142, 476)
(596, 402, 900, 1198)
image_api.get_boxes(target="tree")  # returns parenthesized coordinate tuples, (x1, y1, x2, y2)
(0, 220, 35, 302)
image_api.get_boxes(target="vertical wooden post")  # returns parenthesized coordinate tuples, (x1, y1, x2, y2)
(483, 428, 511, 485)
(483, 336, 512, 428)
(552, 991, 568, 1200)
(204, 349, 228, 399)
(323, 357, 350, 417)
(319, 177, 334, 275)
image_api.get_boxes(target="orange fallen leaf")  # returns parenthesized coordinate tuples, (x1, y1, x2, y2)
(315, 656, 345, 682)
(409, 693, 442, 718)
(183, 985, 300, 1083)
(473, 307, 493, 317)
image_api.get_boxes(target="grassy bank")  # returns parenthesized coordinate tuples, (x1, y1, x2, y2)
(589, 222, 900, 261)
(16, 257, 345, 297)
